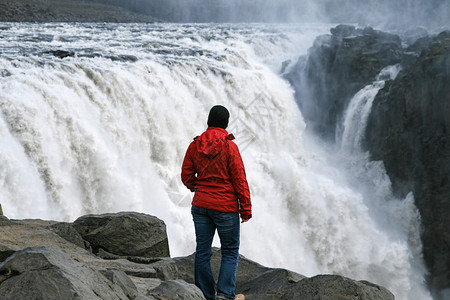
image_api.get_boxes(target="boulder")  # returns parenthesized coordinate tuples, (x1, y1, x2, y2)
(149, 280, 204, 300)
(0, 218, 95, 264)
(48, 222, 86, 249)
(73, 212, 170, 258)
(241, 273, 394, 300)
(291, 275, 394, 300)
(0, 247, 131, 299)
(238, 268, 305, 299)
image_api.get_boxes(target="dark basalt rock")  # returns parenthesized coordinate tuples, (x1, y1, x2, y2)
(173, 247, 272, 292)
(365, 31, 450, 299)
(172, 248, 394, 300)
(0, 247, 131, 300)
(73, 211, 171, 258)
(289, 275, 394, 300)
(286, 24, 450, 299)
(0, 212, 395, 300)
(48, 222, 86, 249)
(148, 280, 204, 300)
(285, 24, 403, 140)
(238, 268, 306, 299)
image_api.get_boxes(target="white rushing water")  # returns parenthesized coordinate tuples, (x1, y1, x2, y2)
(0, 22, 431, 299)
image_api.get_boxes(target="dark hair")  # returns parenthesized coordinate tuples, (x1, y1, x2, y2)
(207, 105, 229, 129)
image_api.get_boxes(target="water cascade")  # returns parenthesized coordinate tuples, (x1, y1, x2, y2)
(0, 22, 431, 300)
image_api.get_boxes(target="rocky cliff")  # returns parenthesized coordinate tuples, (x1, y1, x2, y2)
(0, 212, 394, 299)
(365, 31, 450, 298)
(285, 25, 404, 140)
(285, 25, 449, 300)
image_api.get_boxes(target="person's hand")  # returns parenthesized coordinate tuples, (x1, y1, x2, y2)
(241, 218, 250, 223)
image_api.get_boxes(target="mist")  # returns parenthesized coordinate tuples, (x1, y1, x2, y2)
(93, 0, 449, 30)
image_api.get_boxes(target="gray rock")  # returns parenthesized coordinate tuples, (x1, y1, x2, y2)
(130, 277, 162, 297)
(135, 295, 158, 300)
(152, 258, 179, 281)
(48, 222, 86, 249)
(240, 273, 393, 300)
(96, 257, 178, 281)
(173, 247, 271, 291)
(149, 279, 205, 300)
(173, 249, 391, 300)
(292, 275, 394, 300)
(73, 211, 170, 258)
(90, 257, 159, 279)
(0, 218, 95, 264)
(238, 268, 306, 299)
(100, 269, 139, 299)
(135, 295, 159, 300)
(0, 212, 397, 300)
(0, 246, 14, 265)
(0, 216, 11, 226)
(0, 269, 77, 300)
(0, 247, 129, 299)
(94, 248, 178, 280)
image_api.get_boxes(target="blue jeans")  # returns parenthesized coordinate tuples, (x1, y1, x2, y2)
(191, 206, 240, 300)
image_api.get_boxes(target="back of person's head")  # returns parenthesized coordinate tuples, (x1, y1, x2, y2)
(207, 105, 229, 129)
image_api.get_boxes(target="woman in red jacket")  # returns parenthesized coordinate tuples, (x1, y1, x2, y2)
(181, 105, 251, 300)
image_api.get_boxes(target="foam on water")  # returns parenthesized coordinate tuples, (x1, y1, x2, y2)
(0, 22, 431, 300)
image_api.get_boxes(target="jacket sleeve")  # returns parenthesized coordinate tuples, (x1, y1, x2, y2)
(181, 142, 196, 192)
(228, 142, 252, 219)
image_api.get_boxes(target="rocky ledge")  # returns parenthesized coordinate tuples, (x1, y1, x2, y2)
(0, 211, 394, 299)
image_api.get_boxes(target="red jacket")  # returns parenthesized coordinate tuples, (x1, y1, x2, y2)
(181, 127, 252, 219)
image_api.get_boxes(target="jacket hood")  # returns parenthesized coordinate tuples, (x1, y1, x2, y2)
(196, 127, 234, 158)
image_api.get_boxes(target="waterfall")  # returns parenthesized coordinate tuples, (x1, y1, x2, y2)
(339, 64, 401, 151)
(332, 64, 430, 299)
(0, 22, 431, 300)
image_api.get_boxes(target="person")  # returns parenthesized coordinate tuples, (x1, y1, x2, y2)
(181, 105, 252, 300)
